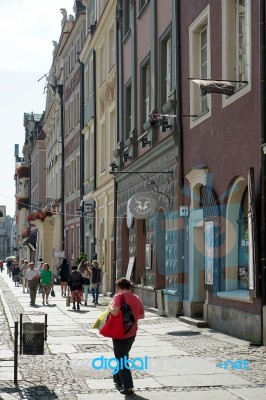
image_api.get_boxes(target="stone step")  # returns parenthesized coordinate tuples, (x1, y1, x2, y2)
(179, 316, 208, 328)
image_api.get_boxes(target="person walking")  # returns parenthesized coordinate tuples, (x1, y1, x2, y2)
(78, 260, 91, 306)
(90, 260, 102, 306)
(40, 263, 53, 305)
(0, 260, 3, 273)
(59, 258, 70, 297)
(13, 261, 21, 287)
(109, 277, 145, 396)
(25, 262, 40, 306)
(6, 258, 12, 276)
(67, 265, 84, 311)
(20, 260, 29, 292)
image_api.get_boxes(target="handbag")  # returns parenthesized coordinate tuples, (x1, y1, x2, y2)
(92, 306, 110, 329)
(90, 283, 97, 289)
(51, 288, 55, 297)
(99, 310, 125, 339)
(38, 284, 44, 294)
(121, 294, 135, 334)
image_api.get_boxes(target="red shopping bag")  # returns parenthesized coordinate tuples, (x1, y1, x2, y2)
(99, 310, 125, 339)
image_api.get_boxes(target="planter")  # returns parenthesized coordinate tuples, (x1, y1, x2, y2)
(16, 165, 30, 179)
(132, 284, 156, 308)
(164, 290, 182, 317)
(17, 197, 30, 210)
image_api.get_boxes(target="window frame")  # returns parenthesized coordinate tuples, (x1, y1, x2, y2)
(222, 0, 251, 107)
(189, 5, 211, 128)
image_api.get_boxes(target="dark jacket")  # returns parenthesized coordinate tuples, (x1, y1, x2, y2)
(59, 262, 70, 280)
(68, 271, 84, 291)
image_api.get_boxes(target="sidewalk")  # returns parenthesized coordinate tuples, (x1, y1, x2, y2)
(0, 270, 266, 399)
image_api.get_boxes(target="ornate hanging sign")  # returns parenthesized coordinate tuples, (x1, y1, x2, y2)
(128, 192, 156, 219)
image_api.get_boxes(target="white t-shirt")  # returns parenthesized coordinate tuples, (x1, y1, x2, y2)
(26, 268, 39, 281)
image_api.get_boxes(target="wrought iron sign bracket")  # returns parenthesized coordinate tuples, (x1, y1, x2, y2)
(111, 170, 173, 203)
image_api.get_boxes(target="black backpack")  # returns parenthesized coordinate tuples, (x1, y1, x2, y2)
(121, 294, 135, 334)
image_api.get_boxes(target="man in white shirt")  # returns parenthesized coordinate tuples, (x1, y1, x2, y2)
(26, 262, 40, 306)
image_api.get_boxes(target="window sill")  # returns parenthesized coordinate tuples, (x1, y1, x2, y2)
(217, 289, 252, 303)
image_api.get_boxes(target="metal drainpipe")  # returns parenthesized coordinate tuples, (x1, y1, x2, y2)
(93, 49, 97, 259)
(79, 59, 85, 254)
(57, 84, 65, 252)
(174, 0, 185, 307)
(260, 0, 266, 345)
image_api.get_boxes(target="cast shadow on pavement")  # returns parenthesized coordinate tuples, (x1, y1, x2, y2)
(1, 384, 58, 399)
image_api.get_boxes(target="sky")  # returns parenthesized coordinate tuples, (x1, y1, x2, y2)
(0, 0, 75, 217)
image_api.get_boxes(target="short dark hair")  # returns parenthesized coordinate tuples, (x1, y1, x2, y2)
(72, 265, 78, 270)
(116, 277, 131, 290)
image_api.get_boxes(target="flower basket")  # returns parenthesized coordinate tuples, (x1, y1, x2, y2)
(17, 197, 30, 211)
(27, 209, 53, 222)
(16, 165, 30, 179)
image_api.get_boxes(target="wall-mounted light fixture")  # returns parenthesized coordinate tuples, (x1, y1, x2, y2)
(140, 138, 151, 148)
(123, 153, 132, 162)
(109, 161, 118, 174)
(76, 209, 82, 217)
(85, 204, 94, 213)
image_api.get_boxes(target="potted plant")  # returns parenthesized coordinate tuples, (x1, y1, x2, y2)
(139, 273, 146, 286)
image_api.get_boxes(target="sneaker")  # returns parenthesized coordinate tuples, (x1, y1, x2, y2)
(119, 388, 134, 395)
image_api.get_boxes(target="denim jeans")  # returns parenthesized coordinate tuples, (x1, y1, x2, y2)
(112, 335, 136, 390)
(91, 284, 100, 303)
(83, 284, 89, 302)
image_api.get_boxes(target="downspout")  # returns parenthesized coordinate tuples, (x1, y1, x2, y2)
(174, 0, 185, 309)
(57, 84, 65, 252)
(260, 0, 266, 345)
(79, 58, 85, 254)
(93, 49, 97, 258)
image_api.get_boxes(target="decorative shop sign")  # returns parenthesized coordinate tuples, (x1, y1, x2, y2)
(128, 192, 156, 219)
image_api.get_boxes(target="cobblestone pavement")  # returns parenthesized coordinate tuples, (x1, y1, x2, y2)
(0, 273, 266, 399)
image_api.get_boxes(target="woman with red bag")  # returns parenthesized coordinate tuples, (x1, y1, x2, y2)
(109, 277, 145, 396)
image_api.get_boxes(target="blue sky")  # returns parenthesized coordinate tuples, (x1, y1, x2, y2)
(0, 0, 75, 216)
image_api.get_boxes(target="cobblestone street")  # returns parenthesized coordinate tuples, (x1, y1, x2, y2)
(0, 272, 266, 399)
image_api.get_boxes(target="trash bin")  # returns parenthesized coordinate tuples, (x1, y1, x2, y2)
(156, 289, 166, 316)
(22, 322, 45, 355)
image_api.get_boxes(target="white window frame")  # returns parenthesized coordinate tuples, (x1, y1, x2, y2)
(189, 5, 211, 128)
(108, 24, 115, 72)
(145, 65, 150, 121)
(100, 122, 106, 174)
(84, 65, 89, 104)
(166, 38, 171, 99)
(222, 0, 251, 107)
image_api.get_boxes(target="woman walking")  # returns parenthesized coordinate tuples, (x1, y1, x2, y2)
(90, 260, 102, 306)
(78, 260, 91, 306)
(68, 265, 84, 310)
(40, 263, 53, 305)
(58, 258, 70, 297)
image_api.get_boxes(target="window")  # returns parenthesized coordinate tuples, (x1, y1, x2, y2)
(99, 45, 105, 86)
(108, 25, 115, 72)
(160, 33, 172, 105)
(222, 0, 251, 101)
(100, 123, 106, 173)
(109, 110, 116, 165)
(123, 0, 130, 37)
(189, 6, 211, 124)
(89, 57, 94, 97)
(140, 58, 151, 125)
(84, 66, 89, 103)
(125, 82, 132, 138)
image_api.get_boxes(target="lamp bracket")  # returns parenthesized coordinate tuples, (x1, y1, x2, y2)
(112, 171, 173, 203)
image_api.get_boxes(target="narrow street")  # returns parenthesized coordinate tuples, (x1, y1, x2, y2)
(0, 271, 265, 399)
